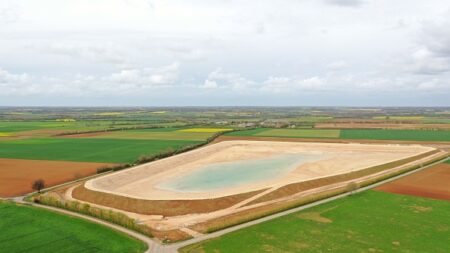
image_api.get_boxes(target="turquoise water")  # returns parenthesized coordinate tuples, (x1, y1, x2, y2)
(156, 153, 323, 192)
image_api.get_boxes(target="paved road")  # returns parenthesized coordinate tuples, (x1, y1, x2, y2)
(9, 157, 447, 253)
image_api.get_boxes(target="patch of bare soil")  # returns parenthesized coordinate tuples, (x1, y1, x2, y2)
(297, 211, 333, 223)
(375, 163, 450, 201)
(0, 158, 114, 197)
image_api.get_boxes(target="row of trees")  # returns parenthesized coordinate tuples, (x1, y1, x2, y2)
(34, 194, 153, 237)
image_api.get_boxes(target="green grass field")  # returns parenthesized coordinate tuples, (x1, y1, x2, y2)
(0, 138, 201, 163)
(225, 128, 268, 136)
(227, 128, 340, 138)
(74, 128, 218, 141)
(226, 128, 450, 141)
(0, 201, 146, 253)
(181, 191, 450, 253)
(254, 129, 340, 138)
(340, 129, 450, 141)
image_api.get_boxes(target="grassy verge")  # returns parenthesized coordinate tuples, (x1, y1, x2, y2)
(0, 200, 147, 253)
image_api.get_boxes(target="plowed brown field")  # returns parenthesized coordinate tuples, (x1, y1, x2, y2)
(0, 158, 115, 197)
(375, 163, 450, 201)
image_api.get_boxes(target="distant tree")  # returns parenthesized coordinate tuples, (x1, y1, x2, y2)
(346, 181, 359, 195)
(32, 179, 45, 193)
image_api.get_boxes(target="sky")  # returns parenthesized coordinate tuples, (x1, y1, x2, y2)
(0, 0, 449, 106)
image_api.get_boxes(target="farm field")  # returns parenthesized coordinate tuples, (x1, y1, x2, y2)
(0, 120, 155, 135)
(180, 190, 450, 253)
(0, 201, 146, 253)
(226, 128, 450, 141)
(0, 158, 115, 197)
(0, 138, 201, 163)
(375, 162, 450, 201)
(0, 126, 222, 197)
(340, 129, 450, 142)
(65, 127, 227, 141)
(254, 129, 340, 138)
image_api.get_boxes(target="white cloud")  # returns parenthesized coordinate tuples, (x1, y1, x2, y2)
(407, 48, 450, 75)
(202, 79, 218, 89)
(204, 68, 257, 92)
(109, 62, 179, 87)
(1, 0, 450, 105)
(0, 68, 29, 83)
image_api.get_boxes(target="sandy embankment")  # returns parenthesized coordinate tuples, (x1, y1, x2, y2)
(85, 140, 433, 200)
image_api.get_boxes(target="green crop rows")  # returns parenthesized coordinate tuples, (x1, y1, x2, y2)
(0, 201, 146, 253)
(0, 138, 201, 163)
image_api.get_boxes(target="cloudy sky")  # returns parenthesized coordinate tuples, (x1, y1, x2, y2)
(1, 0, 449, 106)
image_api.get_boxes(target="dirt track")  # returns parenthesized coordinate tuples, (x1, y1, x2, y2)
(0, 158, 114, 197)
(375, 163, 450, 201)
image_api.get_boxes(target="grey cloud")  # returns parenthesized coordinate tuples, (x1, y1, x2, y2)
(108, 62, 180, 87)
(407, 16, 450, 75)
(255, 22, 265, 34)
(420, 20, 450, 58)
(322, 0, 366, 7)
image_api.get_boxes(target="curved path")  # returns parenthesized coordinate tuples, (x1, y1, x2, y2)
(9, 156, 448, 253)
(10, 196, 157, 253)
